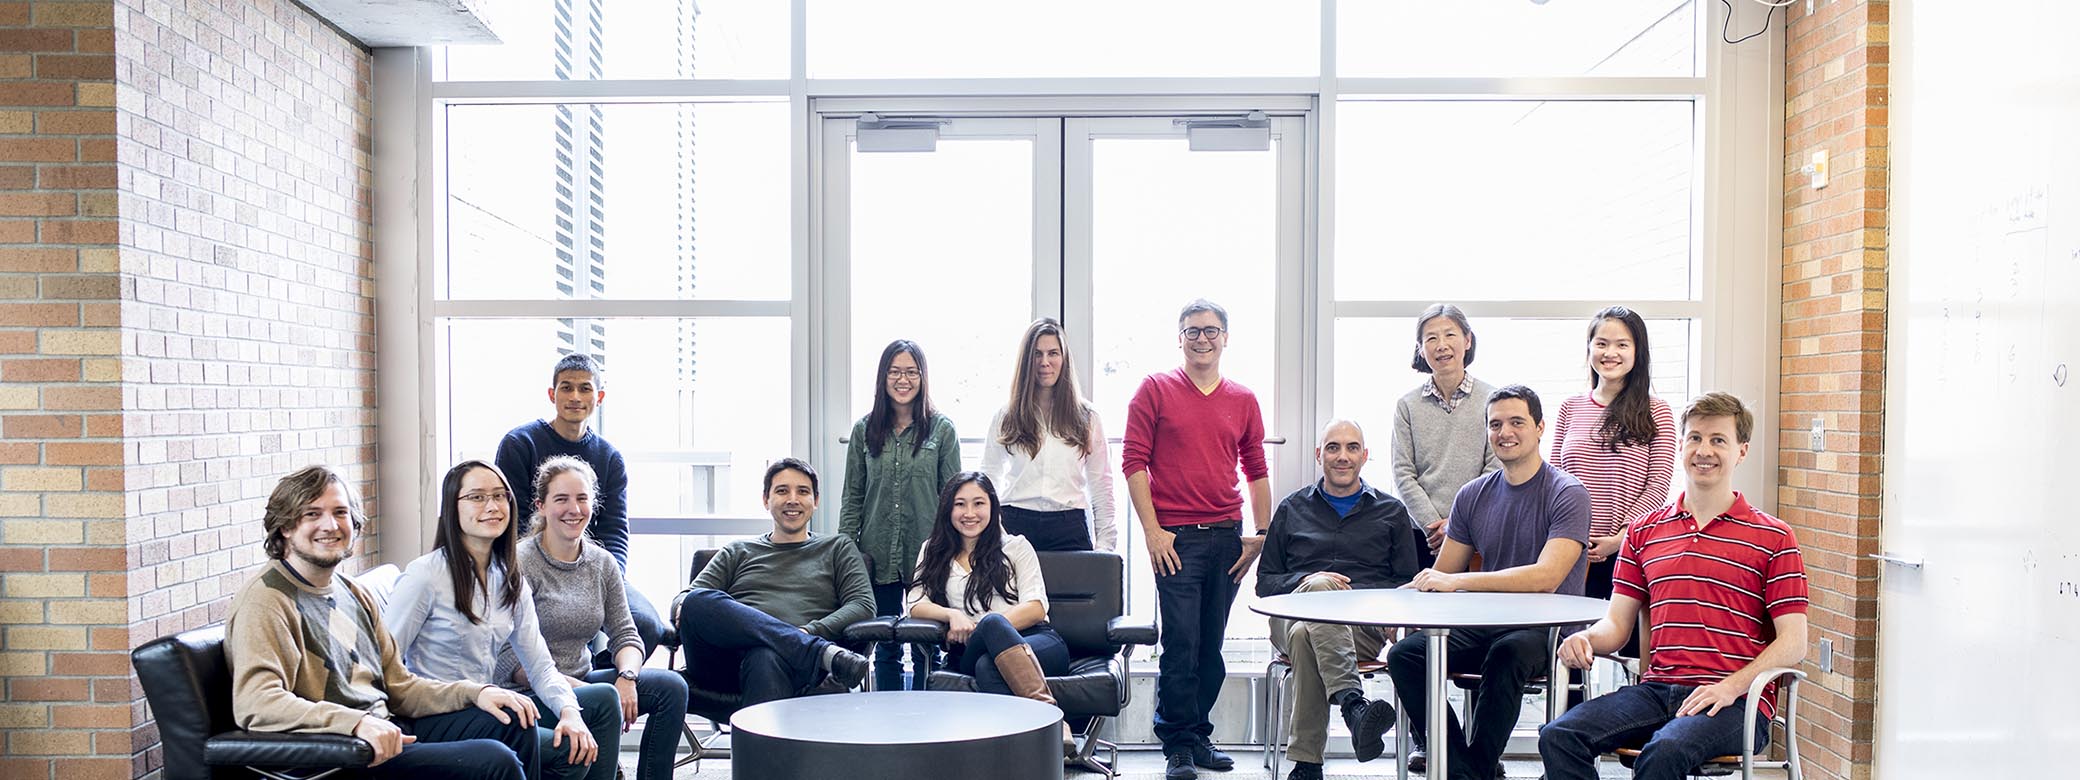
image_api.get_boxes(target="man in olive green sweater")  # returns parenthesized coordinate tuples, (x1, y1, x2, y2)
(674, 458, 875, 706)
(225, 465, 541, 780)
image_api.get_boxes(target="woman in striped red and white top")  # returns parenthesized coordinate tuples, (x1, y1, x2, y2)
(1549, 306, 1676, 602)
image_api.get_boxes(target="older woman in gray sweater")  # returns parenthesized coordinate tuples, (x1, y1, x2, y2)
(499, 456, 687, 780)
(1391, 304, 1503, 568)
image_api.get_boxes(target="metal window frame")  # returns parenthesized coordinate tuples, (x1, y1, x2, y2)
(377, 0, 1784, 555)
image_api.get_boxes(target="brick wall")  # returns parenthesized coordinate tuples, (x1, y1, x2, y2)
(0, 0, 373, 777)
(0, 1, 129, 777)
(1780, 1, 1886, 779)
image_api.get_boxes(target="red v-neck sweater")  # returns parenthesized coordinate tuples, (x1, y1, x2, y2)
(1120, 368, 1270, 527)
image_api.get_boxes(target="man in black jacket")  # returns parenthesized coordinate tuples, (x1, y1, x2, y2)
(1257, 419, 1420, 780)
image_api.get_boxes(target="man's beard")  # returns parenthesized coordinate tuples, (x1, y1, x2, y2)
(292, 547, 349, 570)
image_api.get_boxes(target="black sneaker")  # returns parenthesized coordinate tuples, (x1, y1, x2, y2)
(825, 647, 867, 690)
(1407, 749, 1426, 773)
(1164, 749, 1198, 780)
(1285, 760, 1324, 780)
(1340, 695, 1396, 762)
(1188, 739, 1234, 771)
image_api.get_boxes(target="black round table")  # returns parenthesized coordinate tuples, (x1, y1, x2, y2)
(1252, 589, 1609, 780)
(730, 691, 1064, 779)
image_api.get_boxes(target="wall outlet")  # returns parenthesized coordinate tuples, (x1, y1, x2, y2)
(1809, 417, 1825, 452)
(1818, 638, 1834, 673)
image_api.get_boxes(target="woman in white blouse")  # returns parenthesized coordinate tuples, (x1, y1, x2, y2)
(385, 460, 617, 780)
(907, 472, 1073, 748)
(980, 318, 1117, 551)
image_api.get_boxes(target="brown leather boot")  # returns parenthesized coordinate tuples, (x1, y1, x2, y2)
(994, 644, 1077, 756)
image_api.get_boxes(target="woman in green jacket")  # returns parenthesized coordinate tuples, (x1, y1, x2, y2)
(840, 339, 962, 691)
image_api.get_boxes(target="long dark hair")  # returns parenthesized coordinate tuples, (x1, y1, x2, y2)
(865, 339, 936, 458)
(999, 318, 1095, 457)
(435, 460, 524, 624)
(914, 472, 1018, 615)
(1584, 306, 1659, 452)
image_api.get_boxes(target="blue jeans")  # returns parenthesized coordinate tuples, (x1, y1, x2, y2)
(676, 587, 836, 707)
(1539, 681, 1769, 780)
(873, 581, 934, 690)
(528, 682, 622, 780)
(1001, 505, 1093, 552)
(390, 705, 535, 780)
(1152, 524, 1242, 752)
(1386, 626, 1549, 780)
(948, 613, 1072, 693)
(581, 668, 687, 780)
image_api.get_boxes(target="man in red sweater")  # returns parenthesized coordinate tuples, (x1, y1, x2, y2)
(1122, 298, 1272, 780)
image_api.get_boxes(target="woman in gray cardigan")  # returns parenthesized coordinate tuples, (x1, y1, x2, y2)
(501, 456, 687, 780)
(1390, 303, 1502, 569)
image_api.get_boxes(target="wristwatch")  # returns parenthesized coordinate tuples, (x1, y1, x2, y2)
(617, 668, 639, 682)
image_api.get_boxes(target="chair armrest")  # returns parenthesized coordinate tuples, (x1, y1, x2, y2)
(841, 616, 900, 644)
(892, 618, 949, 645)
(203, 730, 373, 769)
(1740, 667, 1807, 763)
(1106, 616, 1157, 646)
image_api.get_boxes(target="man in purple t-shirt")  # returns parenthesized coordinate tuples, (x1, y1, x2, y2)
(1384, 385, 1591, 780)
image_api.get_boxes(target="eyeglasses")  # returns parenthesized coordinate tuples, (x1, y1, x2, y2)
(886, 368, 922, 380)
(459, 491, 511, 506)
(1179, 326, 1226, 341)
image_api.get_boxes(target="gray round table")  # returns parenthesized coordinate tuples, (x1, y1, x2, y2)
(1252, 589, 1609, 780)
(730, 690, 1064, 779)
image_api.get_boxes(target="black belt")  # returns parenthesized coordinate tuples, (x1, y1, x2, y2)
(1170, 520, 1239, 531)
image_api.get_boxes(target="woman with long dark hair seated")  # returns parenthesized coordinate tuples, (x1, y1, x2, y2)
(906, 471, 1074, 749)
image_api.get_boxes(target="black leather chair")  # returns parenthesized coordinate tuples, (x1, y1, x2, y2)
(662, 548, 885, 772)
(861, 551, 1157, 778)
(133, 625, 371, 780)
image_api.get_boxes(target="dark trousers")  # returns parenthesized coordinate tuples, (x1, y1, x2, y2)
(1539, 682, 1769, 780)
(580, 668, 687, 780)
(383, 706, 535, 780)
(948, 613, 1072, 694)
(527, 683, 622, 780)
(1001, 505, 1094, 552)
(1386, 627, 1549, 780)
(872, 582, 934, 691)
(1152, 525, 1242, 752)
(676, 588, 831, 707)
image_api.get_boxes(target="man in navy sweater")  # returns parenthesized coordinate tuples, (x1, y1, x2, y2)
(495, 353, 663, 660)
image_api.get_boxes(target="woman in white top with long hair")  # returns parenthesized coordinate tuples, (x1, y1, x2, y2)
(907, 471, 1075, 750)
(981, 317, 1117, 552)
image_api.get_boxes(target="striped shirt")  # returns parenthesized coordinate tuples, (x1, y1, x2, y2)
(1614, 493, 1809, 719)
(1550, 394, 1677, 538)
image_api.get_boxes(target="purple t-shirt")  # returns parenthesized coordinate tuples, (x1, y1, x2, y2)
(1445, 462, 1592, 595)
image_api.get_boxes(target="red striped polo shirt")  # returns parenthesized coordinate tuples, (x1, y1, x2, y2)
(1613, 492, 1808, 719)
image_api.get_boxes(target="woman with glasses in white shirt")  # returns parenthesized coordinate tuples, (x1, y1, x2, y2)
(980, 318, 1117, 552)
(385, 460, 618, 780)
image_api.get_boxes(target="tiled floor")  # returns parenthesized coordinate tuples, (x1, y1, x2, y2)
(664, 748, 1667, 779)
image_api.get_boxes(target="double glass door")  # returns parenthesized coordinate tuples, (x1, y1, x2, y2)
(818, 111, 1307, 629)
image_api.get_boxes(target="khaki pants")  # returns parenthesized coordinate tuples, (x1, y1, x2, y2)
(1267, 577, 1389, 764)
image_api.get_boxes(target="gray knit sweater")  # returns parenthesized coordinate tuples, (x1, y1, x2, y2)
(1390, 376, 1503, 524)
(495, 535, 641, 682)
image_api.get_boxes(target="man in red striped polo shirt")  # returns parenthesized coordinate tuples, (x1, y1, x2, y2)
(1538, 392, 1810, 780)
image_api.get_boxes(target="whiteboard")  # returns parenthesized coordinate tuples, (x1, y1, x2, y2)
(1876, 0, 2080, 777)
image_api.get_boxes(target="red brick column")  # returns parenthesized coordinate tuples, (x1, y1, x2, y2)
(1781, 2, 1887, 779)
